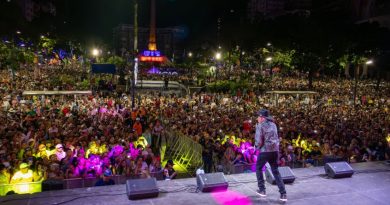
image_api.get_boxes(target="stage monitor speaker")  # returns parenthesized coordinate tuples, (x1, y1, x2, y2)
(324, 161, 354, 178)
(197, 173, 228, 192)
(265, 165, 296, 184)
(126, 178, 159, 200)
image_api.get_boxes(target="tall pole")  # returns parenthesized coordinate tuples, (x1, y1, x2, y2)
(132, 0, 139, 109)
(134, 0, 138, 53)
(148, 0, 157, 51)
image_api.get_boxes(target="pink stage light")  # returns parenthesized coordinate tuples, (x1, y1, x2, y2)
(211, 190, 252, 205)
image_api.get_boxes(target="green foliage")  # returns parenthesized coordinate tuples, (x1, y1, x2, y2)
(272, 50, 295, 70)
(207, 79, 250, 93)
(0, 42, 37, 69)
(39, 36, 56, 53)
(80, 79, 90, 90)
(106, 56, 126, 68)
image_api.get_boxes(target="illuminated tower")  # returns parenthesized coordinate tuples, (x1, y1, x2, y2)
(140, 0, 164, 63)
(148, 0, 157, 51)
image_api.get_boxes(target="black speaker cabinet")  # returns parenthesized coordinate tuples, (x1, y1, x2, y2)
(265, 166, 296, 184)
(197, 173, 229, 192)
(126, 178, 159, 200)
(325, 161, 354, 178)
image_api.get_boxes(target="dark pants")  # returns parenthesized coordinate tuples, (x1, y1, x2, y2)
(256, 151, 286, 194)
(203, 156, 213, 173)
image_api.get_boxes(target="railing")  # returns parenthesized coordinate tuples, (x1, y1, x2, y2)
(0, 181, 42, 196)
(132, 80, 189, 94)
(0, 171, 164, 195)
(226, 163, 257, 174)
(224, 156, 348, 175)
(63, 170, 164, 189)
(165, 130, 203, 172)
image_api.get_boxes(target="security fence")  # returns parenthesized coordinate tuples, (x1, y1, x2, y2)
(165, 130, 203, 172)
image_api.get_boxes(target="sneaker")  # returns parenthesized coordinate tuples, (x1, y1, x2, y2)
(256, 190, 266, 197)
(280, 194, 287, 202)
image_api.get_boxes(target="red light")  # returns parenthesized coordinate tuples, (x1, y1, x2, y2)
(140, 56, 164, 62)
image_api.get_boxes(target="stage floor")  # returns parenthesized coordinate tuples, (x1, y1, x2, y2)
(1, 162, 390, 205)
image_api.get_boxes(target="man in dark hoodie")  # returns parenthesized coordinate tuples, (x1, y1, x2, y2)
(255, 109, 287, 202)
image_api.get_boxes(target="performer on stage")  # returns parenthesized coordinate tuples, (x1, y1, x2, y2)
(255, 109, 287, 202)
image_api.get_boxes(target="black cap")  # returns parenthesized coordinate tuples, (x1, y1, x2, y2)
(167, 159, 175, 165)
(257, 109, 270, 117)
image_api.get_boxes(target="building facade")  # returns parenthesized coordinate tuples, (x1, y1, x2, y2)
(18, 0, 56, 22)
(248, 0, 312, 21)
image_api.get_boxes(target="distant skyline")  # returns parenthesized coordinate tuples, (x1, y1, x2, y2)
(1, 0, 389, 49)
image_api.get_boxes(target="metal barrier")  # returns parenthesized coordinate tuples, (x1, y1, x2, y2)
(227, 163, 257, 174)
(159, 133, 167, 163)
(0, 181, 42, 196)
(165, 131, 203, 171)
(62, 170, 164, 189)
(225, 157, 338, 175)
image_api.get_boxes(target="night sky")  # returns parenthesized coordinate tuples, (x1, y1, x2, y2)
(0, 0, 247, 46)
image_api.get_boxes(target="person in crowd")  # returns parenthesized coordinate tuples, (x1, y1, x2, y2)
(0, 164, 11, 184)
(10, 163, 34, 184)
(95, 169, 115, 186)
(33, 161, 47, 182)
(54, 144, 66, 161)
(163, 160, 177, 180)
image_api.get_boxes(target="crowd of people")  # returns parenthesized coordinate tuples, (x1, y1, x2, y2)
(0, 88, 174, 185)
(1, 64, 390, 188)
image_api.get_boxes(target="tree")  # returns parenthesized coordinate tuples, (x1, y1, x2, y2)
(107, 55, 125, 68)
(39, 36, 56, 53)
(272, 49, 295, 73)
(292, 51, 320, 88)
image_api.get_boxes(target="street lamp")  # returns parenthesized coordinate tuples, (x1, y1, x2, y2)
(215, 52, 222, 60)
(16, 31, 21, 35)
(266, 57, 273, 78)
(92, 48, 99, 57)
(267, 42, 272, 47)
(214, 52, 222, 84)
(188, 52, 193, 57)
(353, 59, 374, 107)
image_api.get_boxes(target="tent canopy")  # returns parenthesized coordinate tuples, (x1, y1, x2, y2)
(91, 64, 116, 74)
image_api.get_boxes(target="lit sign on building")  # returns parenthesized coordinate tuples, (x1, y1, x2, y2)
(139, 50, 164, 62)
(143, 50, 161, 57)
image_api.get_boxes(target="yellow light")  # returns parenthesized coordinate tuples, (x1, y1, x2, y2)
(215, 52, 222, 60)
(92, 49, 99, 57)
(0, 182, 42, 196)
(386, 134, 390, 143)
